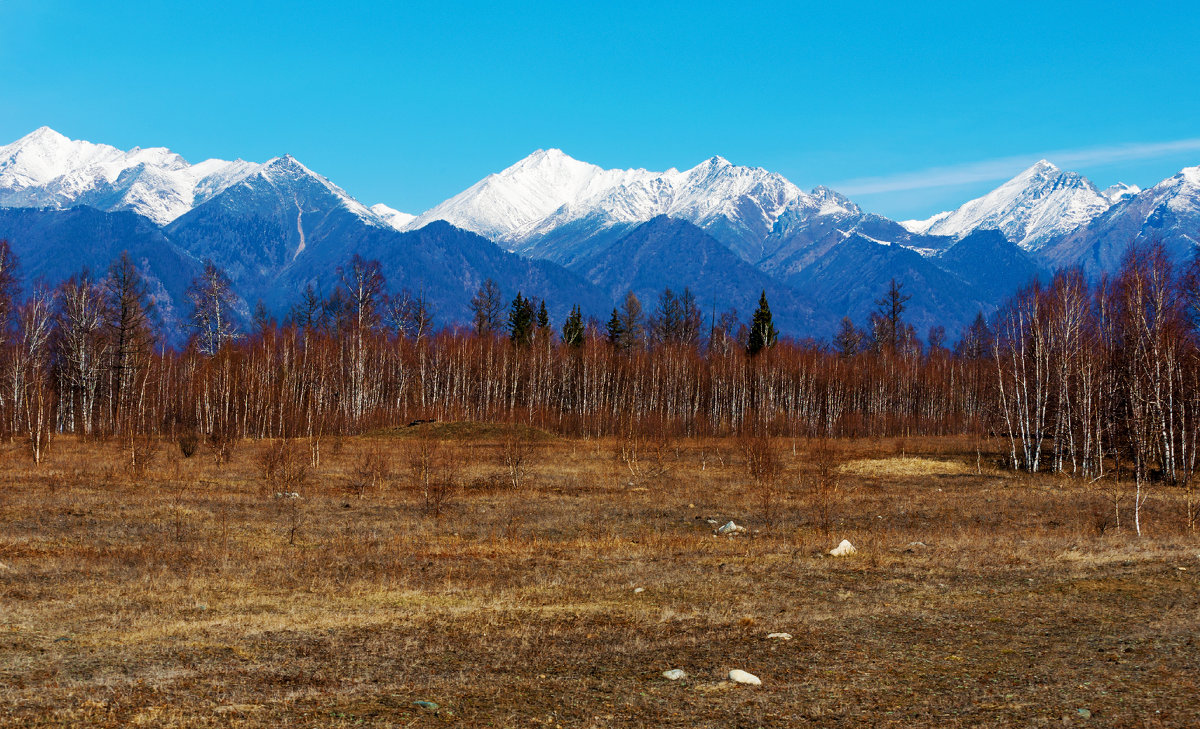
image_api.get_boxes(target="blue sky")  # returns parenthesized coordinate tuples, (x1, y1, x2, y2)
(2, 0, 1198, 220)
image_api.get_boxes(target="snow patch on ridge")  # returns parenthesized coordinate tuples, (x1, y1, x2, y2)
(370, 203, 415, 230)
(404, 148, 855, 253)
(0, 127, 258, 225)
(900, 160, 1114, 250)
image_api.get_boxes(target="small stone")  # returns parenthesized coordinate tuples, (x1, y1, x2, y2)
(633, 587, 645, 594)
(662, 669, 687, 680)
(728, 669, 761, 686)
(1077, 708, 1092, 719)
(413, 700, 439, 711)
(829, 539, 857, 557)
(766, 632, 793, 641)
(904, 541, 928, 553)
(717, 520, 747, 535)
(688, 503, 695, 508)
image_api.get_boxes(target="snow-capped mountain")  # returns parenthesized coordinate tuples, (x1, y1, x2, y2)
(513, 154, 812, 262)
(0, 127, 258, 225)
(901, 160, 1114, 250)
(404, 149, 851, 264)
(403, 149, 655, 242)
(0, 126, 1194, 342)
(1040, 165, 1200, 273)
(165, 154, 384, 295)
(1102, 182, 1140, 205)
(370, 203, 415, 230)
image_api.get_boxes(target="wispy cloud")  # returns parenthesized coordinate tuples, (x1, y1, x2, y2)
(832, 139, 1200, 196)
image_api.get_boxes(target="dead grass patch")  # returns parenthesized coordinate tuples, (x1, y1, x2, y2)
(837, 455, 974, 478)
(0, 433, 1197, 727)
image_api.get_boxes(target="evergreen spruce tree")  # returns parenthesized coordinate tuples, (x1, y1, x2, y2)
(508, 292, 535, 346)
(536, 300, 550, 330)
(605, 308, 623, 347)
(561, 304, 585, 348)
(746, 290, 778, 356)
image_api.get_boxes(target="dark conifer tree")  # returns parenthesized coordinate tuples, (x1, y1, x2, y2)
(746, 290, 778, 356)
(562, 304, 585, 348)
(508, 292, 535, 346)
(605, 308, 623, 347)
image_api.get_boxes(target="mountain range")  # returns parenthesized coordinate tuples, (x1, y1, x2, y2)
(1, 127, 1197, 342)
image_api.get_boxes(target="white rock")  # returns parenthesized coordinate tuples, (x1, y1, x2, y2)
(729, 669, 761, 686)
(633, 587, 645, 594)
(717, 520, 746, 535)
(662, 669, 687, 680)
(829, 539, 857, 557)
(766, 632, 793, 641)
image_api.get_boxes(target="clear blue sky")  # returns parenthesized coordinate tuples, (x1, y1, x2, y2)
(3, 0, 1199, 220)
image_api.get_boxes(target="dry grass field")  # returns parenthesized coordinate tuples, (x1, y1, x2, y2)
(1, 426, 1198, 727)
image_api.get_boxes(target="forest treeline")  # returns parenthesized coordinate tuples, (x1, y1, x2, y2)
(1, 237, 1198, 530)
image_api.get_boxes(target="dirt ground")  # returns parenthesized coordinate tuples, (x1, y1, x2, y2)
(1, 429, 1197, 727)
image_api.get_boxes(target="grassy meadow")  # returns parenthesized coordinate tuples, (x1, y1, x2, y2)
(1, 427, 1197, 727)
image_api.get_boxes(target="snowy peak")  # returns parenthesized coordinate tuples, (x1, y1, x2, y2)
(0, 127, 256, 225)
(1102, 182, 1140, 205)
(403, 148, 655, 240)
(0, 128, 388, 228)
(808, 185, 860, 217)
(1037, 164, 1200, 274)
(410, 148, 839, 263)
(370, 203, 415, 230)
(226, 154, 378, 223)
(901, 159, 1112, 250)
(1126, 165, 1200, 220)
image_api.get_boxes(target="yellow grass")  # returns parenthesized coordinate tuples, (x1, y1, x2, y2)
(0, 433, 1197, 727)
(837, 456, 974, 477)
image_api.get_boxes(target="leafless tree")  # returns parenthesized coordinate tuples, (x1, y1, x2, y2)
(187, 259, 240, 356)
(470, 279, 504, 337)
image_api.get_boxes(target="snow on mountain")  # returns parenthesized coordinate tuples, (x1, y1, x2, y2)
(900, 160, 1113, 250)
(403, 149, 656, 242)
(407, 148, 857, 264)
(517, 155, 810, 253)
(165, 153, 386, 295)
(1102, 182, 1140, 205)
(0, 127, 257, 225)
(250, 154, 378, 224)
(370, 203, 416, 230)
(1039, 165, 1200, 273)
